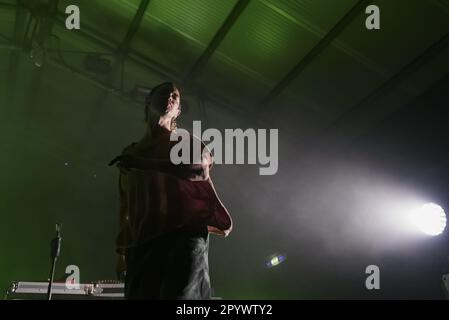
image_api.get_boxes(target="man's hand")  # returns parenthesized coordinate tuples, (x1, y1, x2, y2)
(116, 254, 127, 282)
(109, 154, 138, 170)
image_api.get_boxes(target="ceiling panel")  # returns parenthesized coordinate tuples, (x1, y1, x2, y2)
(143, 0, 237, 45)
(122, 59, 166, 93)
(131, 0, 238, 77)
(48, 24, 117, 85)
(1, 0, 448, 139)
(52, 23, 114, 53)
(58, 0, 140, 45)
(264, 0, 358, 32)
(336, 0, 449, 74)
(194, 52, 273, 109)
(213, 0, 320, 82)
(284, 44, 387, 120)
(195, 0, 361, 111)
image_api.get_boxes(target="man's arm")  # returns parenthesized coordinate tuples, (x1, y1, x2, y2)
(109, 154, 210, 181)
(109, 135, 214, 181)
(206, 177, 233, 237)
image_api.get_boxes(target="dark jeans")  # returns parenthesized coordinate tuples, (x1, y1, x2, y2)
(125, 225, 211, 300)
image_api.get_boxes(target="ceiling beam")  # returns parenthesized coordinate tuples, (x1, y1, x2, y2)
(106, 0, 151, 88)
(183, 0, 250, 85)
(117, 0, 150, 59)
(258, 0, 370, 111)
(321, 30, 449, 150)
(86, 0, 150, 103)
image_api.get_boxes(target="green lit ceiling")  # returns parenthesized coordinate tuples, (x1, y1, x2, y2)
(1, 0, 448, 138)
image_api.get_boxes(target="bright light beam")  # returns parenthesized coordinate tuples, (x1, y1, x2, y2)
(412, 203, 447, 236)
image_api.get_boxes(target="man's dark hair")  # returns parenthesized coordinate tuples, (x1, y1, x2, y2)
(144, 82, 179, 122)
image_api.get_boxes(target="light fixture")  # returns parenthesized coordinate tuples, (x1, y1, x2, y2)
(412, 203, 447, 236)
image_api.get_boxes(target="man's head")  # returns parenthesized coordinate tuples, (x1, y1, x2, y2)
(145, 82, 181, 130)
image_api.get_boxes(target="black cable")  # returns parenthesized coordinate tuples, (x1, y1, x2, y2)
(46, 224, 62, 301)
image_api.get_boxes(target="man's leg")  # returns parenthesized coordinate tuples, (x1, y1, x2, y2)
(160, 226, 211, 300)
(125, 240, 165, 299)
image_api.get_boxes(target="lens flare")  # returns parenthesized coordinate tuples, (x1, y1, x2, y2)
(266, 254, 286, 268)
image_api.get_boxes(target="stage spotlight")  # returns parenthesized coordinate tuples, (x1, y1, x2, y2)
(412, 203, 447, 236)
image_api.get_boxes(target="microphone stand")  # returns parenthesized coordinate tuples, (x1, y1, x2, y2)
(47, 223, 62, 300)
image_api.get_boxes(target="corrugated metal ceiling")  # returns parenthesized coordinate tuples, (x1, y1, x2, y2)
(1, 0, 449, 142)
